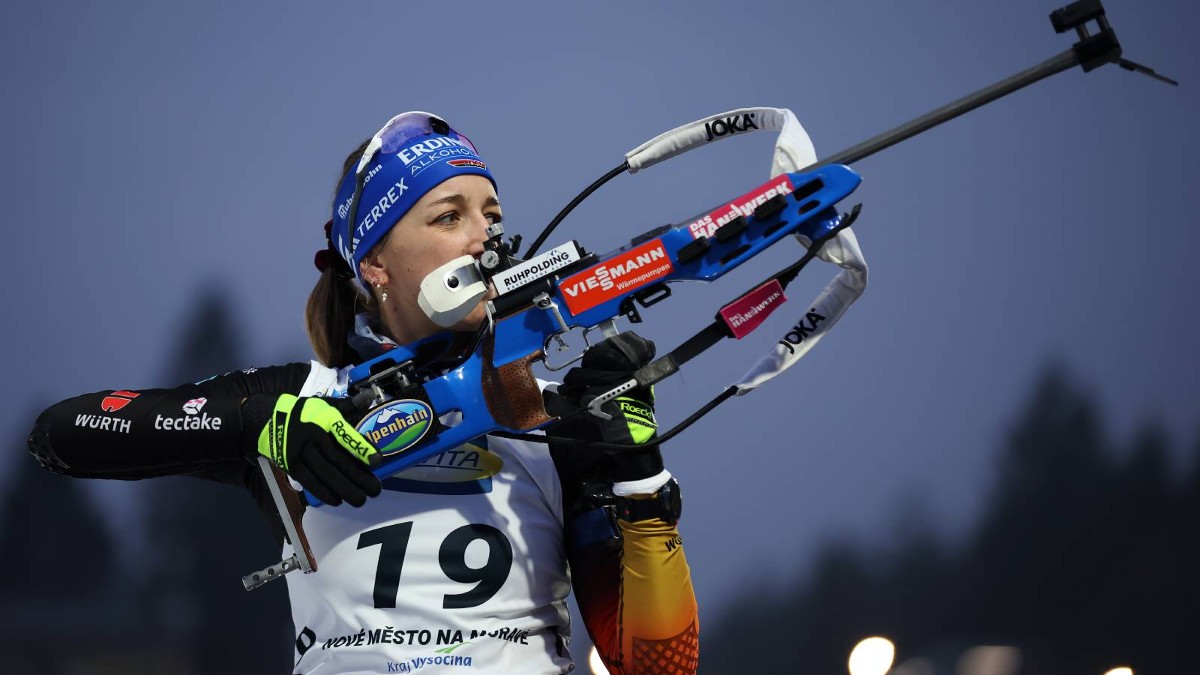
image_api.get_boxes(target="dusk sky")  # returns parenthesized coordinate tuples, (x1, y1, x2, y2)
(2, 0, 1196, 624)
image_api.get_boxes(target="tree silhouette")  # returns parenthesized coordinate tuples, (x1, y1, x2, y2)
(0, 417, 117, 598)
(950, 366, 1113, 650)
(703, 363, 1200, 674)
(0, 408, 134, 673)
(140, 284, 292, 673)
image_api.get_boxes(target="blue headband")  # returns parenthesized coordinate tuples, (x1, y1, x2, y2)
(331, 112, 496, 287)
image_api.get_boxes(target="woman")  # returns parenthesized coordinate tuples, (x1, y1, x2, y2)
(28, 111, 699, 674)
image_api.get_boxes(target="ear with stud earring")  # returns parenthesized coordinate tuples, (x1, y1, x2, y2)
(374, 282, 388, 304)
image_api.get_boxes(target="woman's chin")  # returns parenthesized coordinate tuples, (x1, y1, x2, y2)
(450, 303, 488, 333)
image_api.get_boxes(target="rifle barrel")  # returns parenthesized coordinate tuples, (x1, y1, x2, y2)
(809, 47, 1080, 170)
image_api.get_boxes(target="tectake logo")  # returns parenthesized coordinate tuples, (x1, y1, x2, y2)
(357, 399, 433, 457)
(100, 390, 140, 413)
(182, 397, 207, 415)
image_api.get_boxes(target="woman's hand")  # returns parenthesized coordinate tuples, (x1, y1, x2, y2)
(552, 332, 664, 483)
(241, 394, 382, 506)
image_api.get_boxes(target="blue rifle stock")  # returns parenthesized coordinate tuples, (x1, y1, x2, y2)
(306, 164, 862, 507)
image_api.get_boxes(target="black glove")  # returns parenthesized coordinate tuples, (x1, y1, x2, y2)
(240, 394, 382, 507)
(551, 332, 664, 483)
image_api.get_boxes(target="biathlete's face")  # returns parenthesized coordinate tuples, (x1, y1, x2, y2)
(360, 174, 500, 344)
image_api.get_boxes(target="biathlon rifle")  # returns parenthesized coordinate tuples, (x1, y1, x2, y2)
(242, 0, 1175, 590)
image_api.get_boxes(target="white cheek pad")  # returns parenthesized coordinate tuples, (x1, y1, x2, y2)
(417, 255, 489, 327)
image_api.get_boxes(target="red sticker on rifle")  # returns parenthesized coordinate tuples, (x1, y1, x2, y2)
(560, 239, 674, 315)
(719, 279, 787, 338)
(684, 175, 795, 240)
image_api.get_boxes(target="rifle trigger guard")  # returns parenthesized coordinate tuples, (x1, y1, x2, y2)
(586, 377, 638, 421)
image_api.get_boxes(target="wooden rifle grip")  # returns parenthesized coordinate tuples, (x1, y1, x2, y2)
(481, 331, 553, 430)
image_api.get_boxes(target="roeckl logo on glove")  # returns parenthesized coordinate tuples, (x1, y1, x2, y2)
(617, 400, 654, 422)
(271, 411, 287, 466)
(331, 419, 374, 462)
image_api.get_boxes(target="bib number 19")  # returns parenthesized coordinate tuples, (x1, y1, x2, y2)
(357, 521, 514, 609)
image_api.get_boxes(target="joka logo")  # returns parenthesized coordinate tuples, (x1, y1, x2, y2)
(182, 397, 207, 415)
(704, 112, 759, 141)
(357, 399, 433, 457)
(777, 308, 827, 355)
(100, 390, 139, 413)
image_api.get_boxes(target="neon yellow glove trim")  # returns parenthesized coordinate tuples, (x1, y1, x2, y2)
(299, 398, 377, 465)
(255, 395, 378, 470)
(617, 396, 658, 445)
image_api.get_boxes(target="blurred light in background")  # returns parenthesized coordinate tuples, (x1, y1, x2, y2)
(588, 645, 610, 675)
(849, 636, 895, 675)
(891, 658, 934, 675)
(1103, 668, 1133, 675)
(956, 645, 1021, 675)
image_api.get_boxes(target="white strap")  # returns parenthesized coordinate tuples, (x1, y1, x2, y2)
(675, 108, 866, 394)
(733, 227, 868, 393)
(625, 107, 817, 176)
(612, 469, 673, 497)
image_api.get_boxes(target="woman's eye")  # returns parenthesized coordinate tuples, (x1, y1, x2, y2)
(486, 212, 503, 225)
(435, 212, 460, 225)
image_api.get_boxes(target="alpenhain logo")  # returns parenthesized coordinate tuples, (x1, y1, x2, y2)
(100, 390, 140, 413)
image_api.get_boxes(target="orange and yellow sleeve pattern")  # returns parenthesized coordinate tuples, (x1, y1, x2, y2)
(570, 505, 699, 674)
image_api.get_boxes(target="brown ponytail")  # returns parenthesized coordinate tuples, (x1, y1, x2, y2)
(305, 139, 375, 368)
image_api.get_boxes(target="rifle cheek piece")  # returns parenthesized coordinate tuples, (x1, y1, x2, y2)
(418, 255, 489, 328)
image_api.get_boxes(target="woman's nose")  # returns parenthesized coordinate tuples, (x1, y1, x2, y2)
(467, 215, 491, 253)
